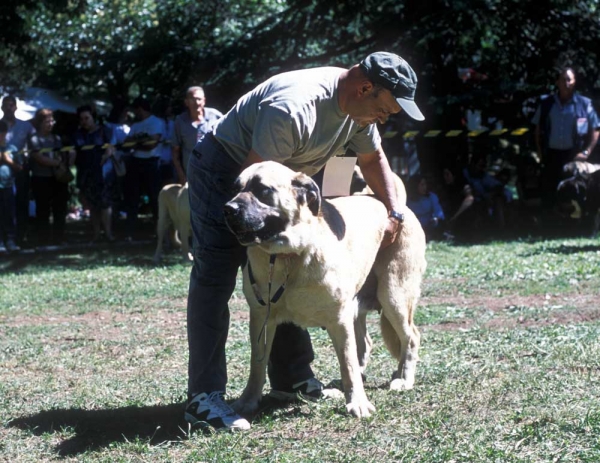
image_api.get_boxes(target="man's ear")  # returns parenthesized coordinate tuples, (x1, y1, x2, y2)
(292, 174, 321, 216)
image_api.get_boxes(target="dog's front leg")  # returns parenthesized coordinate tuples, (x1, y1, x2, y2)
(328, 320, 375, 418)
(232, 308, 276, 417)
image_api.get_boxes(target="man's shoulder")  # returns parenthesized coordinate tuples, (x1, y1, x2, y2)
(204, 107, 223, 119)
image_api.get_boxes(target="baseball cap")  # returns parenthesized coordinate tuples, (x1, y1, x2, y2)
(360, 51, 425, 121)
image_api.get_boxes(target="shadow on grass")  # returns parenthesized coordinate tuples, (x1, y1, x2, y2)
(0, 240, 189, 275)
(519, 242, 600, 257)
(7, 403, 189, 456)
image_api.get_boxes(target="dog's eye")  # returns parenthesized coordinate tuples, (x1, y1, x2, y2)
(255, 186, 275, 203)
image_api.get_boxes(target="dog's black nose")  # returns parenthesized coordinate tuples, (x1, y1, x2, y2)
(223, 201, 240, 219)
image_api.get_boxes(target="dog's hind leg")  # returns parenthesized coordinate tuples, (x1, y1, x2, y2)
(354, 310, 373, 377)
(379, 291, 420, 391)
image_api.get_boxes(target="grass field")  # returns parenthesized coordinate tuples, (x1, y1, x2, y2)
(1, 236, 599, 462)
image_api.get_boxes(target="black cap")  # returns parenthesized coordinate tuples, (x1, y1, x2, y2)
(360, 52, 425, 121)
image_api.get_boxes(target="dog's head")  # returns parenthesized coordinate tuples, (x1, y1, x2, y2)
(556, 173, 588, 219)
(223, 161, 321, 247)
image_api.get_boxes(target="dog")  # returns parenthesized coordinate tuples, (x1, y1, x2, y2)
(153, 183, 192, 263)
(556, 167, 600, 236)
(223, 161, 426, 418)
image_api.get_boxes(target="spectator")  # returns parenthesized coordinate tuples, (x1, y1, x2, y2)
(122, 96, 162, 240)
(439, 166, 475, 239)
(28, 109, 75, 246)
(104, 100, 131, 146)
(462, 154, 507, 230)
(1, 95, 35, 246)
(532, 67, 600, 211)
(73, 105, 118, 242)
(406, 174, 445, 240)
(0, 120, 22, 252)
(104, 100, 131, 220)
(184, 51, 424, 431)
(153, 96, 176, 188)
(172, 86, 223, 185)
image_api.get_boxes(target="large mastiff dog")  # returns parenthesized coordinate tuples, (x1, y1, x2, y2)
(223, 161, 426, 418)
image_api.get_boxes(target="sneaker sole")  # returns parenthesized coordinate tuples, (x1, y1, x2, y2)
(184, 412, 250, 432)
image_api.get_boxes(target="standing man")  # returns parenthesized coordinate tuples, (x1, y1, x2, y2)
(172, 86, 223, 185)
(532, 67, 600, 210)
(184, 52, 425, 431)
(123, 96, 163, 240)
(1, 95, 35, 246)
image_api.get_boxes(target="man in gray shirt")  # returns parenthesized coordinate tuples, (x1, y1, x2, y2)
(184, 52, 425, 431)
(172, 86, 222, 185)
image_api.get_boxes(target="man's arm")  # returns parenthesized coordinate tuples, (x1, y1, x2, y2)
(575, 128, 599, 161)
(357, 146, 401, 247)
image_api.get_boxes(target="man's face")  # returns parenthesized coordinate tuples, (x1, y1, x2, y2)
(557, 70, 576, 99)
(348, 85, 402, 127)
(185, 90, 205, 113)
(78, 111, 95, 131)
(1, 99, 17, 119)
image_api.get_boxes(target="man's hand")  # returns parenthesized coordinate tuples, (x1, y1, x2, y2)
(574, 151, 589, 162)
(380, 217, 400, 249)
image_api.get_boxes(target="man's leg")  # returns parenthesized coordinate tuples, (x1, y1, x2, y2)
(268, 324, 316, 391)
(185, 136, 249, 430)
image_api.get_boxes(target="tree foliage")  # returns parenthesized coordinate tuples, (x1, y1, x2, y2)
(2, 0, 599, 122)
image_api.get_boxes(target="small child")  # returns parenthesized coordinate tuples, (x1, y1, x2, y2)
(0, 120, 22, 252)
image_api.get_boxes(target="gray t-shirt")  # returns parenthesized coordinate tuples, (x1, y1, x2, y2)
(213, 67, 381, 176)
(174, 108, 223, 172)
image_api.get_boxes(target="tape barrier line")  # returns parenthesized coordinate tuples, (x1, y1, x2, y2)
(10, 127, 531, 157)
(395, 127, 530, 140)
(11, 139, 161, 156)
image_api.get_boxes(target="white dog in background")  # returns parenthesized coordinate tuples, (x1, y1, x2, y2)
(153, 183, 192, 263)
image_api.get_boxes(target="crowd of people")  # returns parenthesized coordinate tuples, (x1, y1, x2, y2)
(404, 66, 600, 242)
(0, 87, 222, 252)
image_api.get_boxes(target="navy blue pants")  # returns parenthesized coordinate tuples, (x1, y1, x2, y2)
(186, 134, 315, 399)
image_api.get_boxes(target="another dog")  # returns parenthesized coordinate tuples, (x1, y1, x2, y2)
(557, 167, 600, 236)
(223, 161, 426, 418)
(153, 183, 192, 263)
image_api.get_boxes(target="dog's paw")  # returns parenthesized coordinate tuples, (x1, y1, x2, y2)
(389, 377, 414, 391)
(346, 398, 375, 418)
(231, 398, 260, 416)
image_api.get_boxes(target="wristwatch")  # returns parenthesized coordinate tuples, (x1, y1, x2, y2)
(583, 149, 590, 158)
(388, 209, 404, 223)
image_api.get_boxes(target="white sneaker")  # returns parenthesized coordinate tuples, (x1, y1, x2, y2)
(185, 391, 251, 431)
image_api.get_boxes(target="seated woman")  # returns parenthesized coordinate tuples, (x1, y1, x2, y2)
(439, 166, 475, 239)
(406, 174, 445, 241)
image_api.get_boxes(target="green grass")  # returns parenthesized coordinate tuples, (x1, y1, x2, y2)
(1, 237, 599, 462)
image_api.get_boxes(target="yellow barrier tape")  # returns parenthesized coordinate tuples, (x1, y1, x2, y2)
(424, 130, 442, 138)
(445, 130, 463, 137)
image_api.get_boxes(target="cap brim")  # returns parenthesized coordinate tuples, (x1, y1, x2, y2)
(396, 98, 425, 121)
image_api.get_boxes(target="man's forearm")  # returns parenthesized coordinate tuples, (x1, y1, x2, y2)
(357, 148, 399, 212)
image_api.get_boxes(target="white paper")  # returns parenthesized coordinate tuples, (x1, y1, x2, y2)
(321, 157, 357, 197)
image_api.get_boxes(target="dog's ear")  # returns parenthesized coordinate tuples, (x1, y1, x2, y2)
(292, 174, 321, 216)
